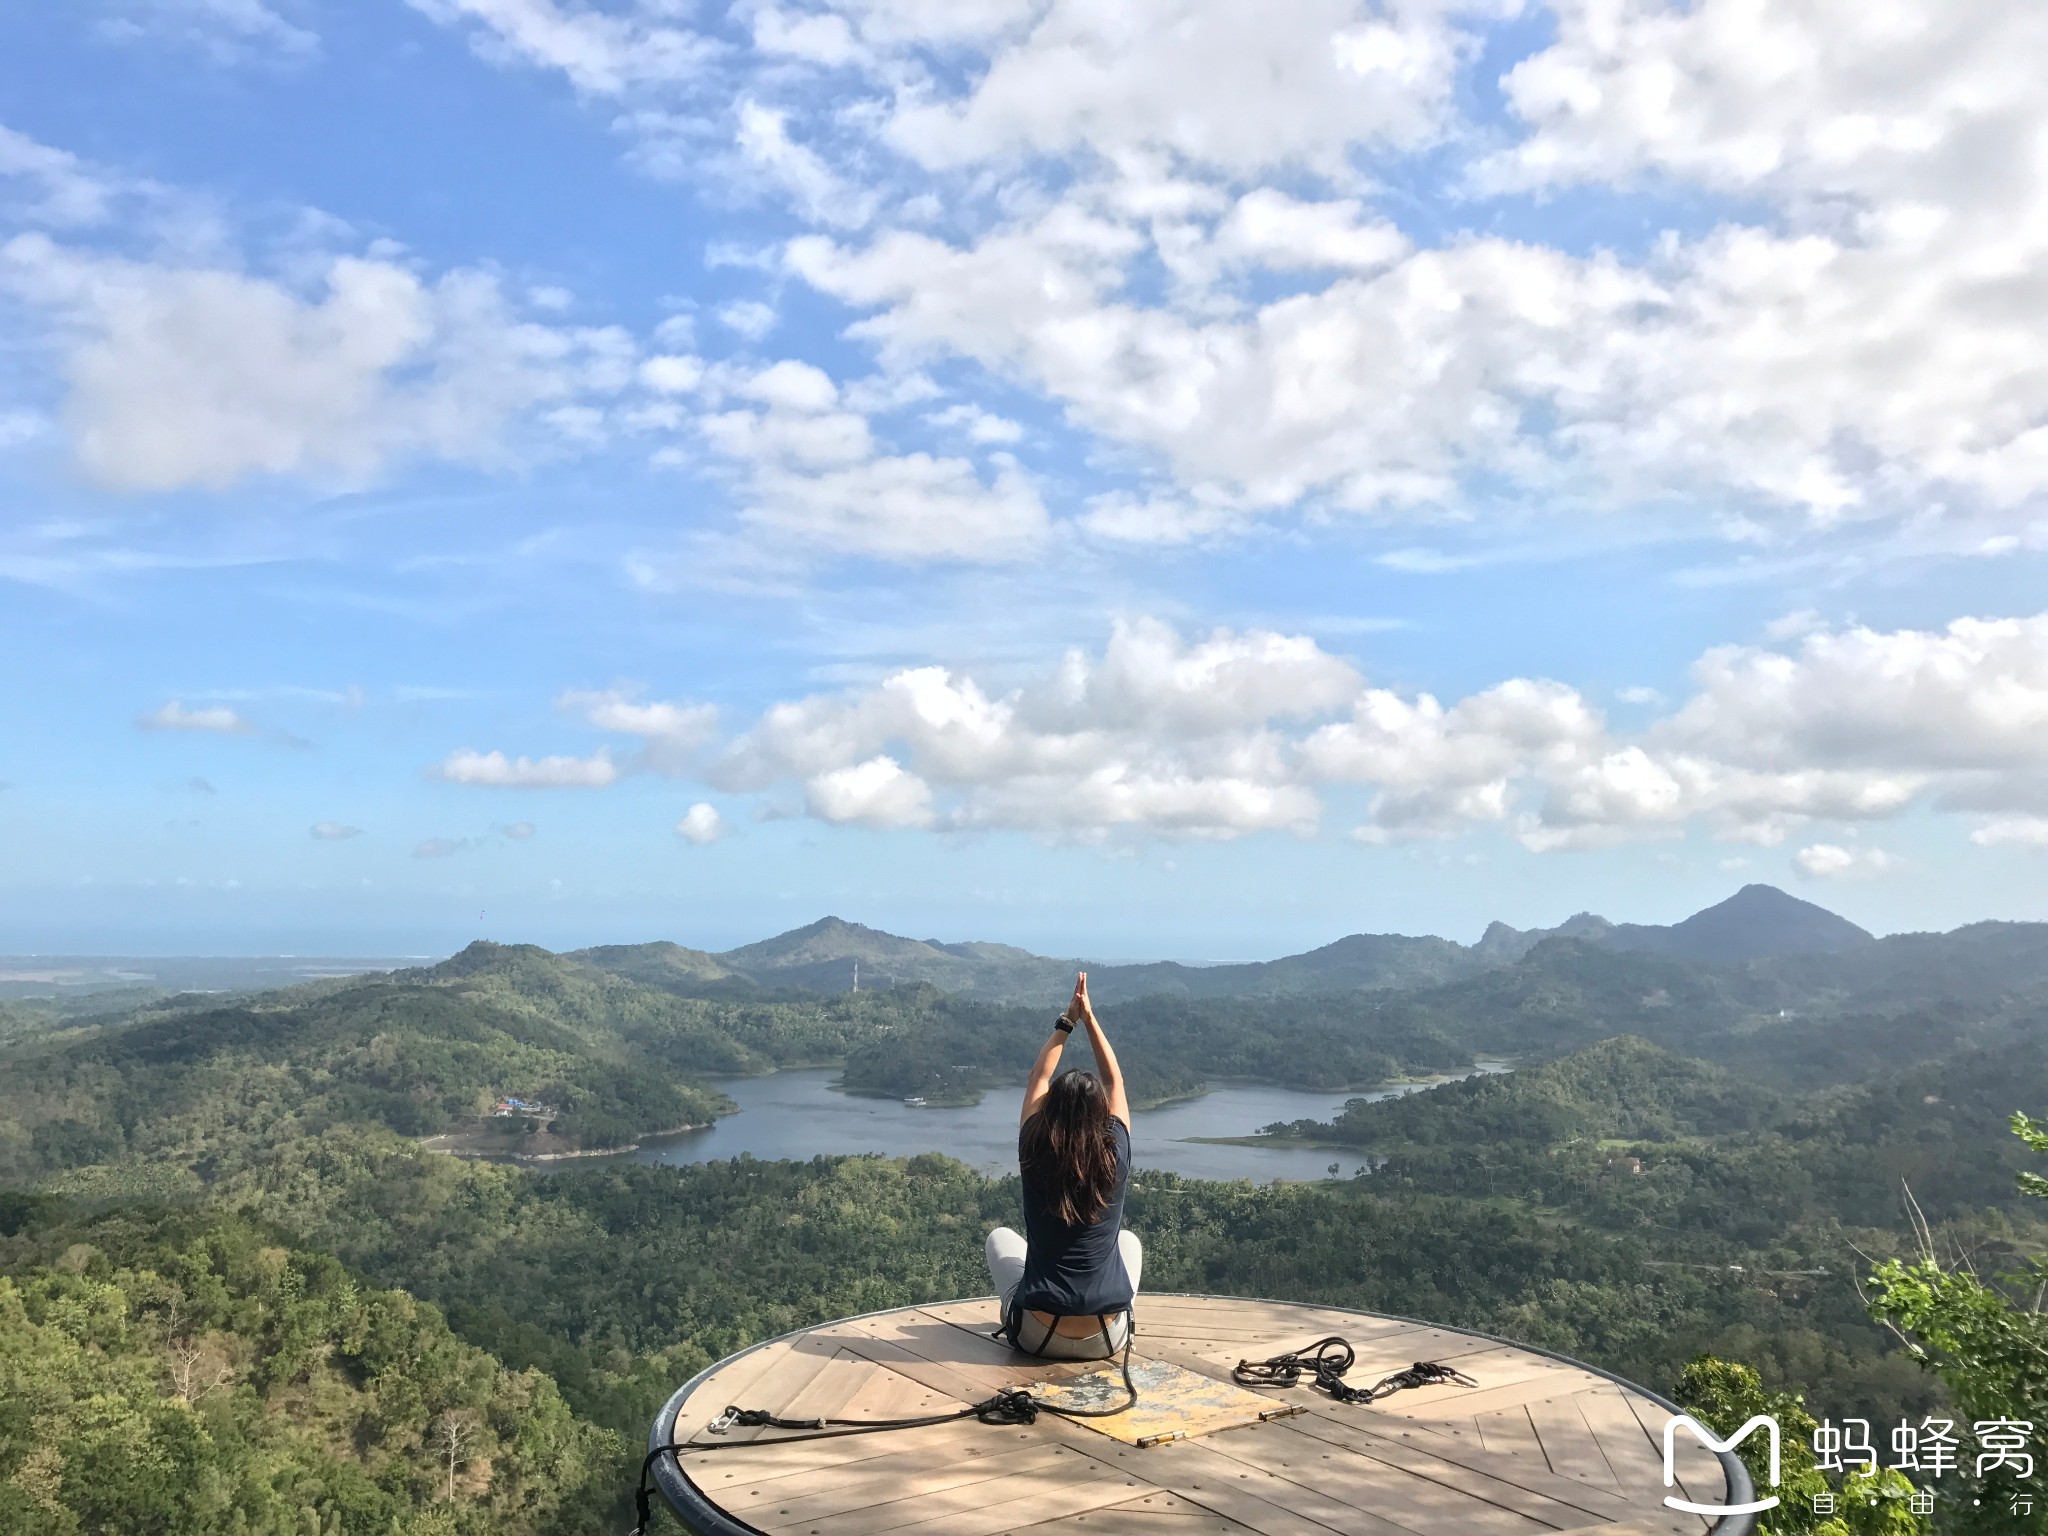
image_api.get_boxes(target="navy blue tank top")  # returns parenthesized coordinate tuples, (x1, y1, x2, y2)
(1013, 1118, 1133, 1317)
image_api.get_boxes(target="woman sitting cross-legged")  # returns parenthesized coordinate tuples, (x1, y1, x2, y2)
(986, 971, 1141, 1359)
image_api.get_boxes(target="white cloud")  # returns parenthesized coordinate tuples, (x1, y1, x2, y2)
(715, 617, 1358, 838)
(1971, 818, 2048, 850)
(435, 747, 619, 787)
(309, 821, 362, 840)
(716, 299, 779, 340)
(101, 0, 319, 64)
(675, 802, 727, 843)
(689, 358, 1052, 563)
(1478, 0, 2046, 209)
(752, 7, 867, 67)
(640, 353, 704, 394)
(1664, 616, 2048, 774)
(499, 819, 537, 839)
(739, 0, 2048, 548)
(805, 755, 936, 828)
(408, 606, 2048, 845)
(735, 101, 876, 229)
(1794, 843, 1899, 881)
(740, 359, 839, 413)
(1079, 492, 1252, 546)
(1206, 190, 1410, 274)
(0, 410, 45, 450)
(2, 236, 634, 492)
(679, 606, 2048, 846)
(559, 688, 718, 773)
(0, 127, 119, 228)
(881, 0, 1488, 174)
(138, 700, 251, 733)
(927, 403, 1024, 444)
(390, 0, 2048, 554)
(413, 835, 479, 858)
(406, 0, 716, 94)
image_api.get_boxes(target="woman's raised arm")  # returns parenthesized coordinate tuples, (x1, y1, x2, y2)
(1072, 973, 1130, 1128)
(1020, 992, 1073, 1125)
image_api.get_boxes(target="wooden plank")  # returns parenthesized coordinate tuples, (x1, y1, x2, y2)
(676, 1363, 975, 1486)
(914, 1299, 1011, 1336)
(1199, 1420, 1567, 1536)
(778, 1348, 894, 1425)
(1527, 1394, 1623, 1491)
(708, 1332, 860, 1445)
(1369, 1343, 1582, 1390)
(1622, 1392, 1717, 1534)
(1476, 1405, 1547, 1463)
(683, 1425, 1047, 1497)
(806, 1459, 1142, 1536)
(1279, 1405, 1640, 1525)
(1572, 1387, 1670, 1488)
(727, 1440, 1081, 1522)
(1002, 1489, 1251, 1536)
(673, 1339, 800, 1442)
(1387, 1368, 1610, 1422)
(827, 1327, 1111, 1461)
(835, 1364, 969, 1423)
(708, 1430, 1037, 1510)
(856, 1306, 1095, 1382)
(1103, 1435, 1415, 1536)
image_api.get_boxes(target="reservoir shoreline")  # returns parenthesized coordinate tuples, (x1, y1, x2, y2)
(504, 1060, 1512, 1183)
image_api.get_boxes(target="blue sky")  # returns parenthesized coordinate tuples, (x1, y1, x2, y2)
(4, 0, 2048, 958)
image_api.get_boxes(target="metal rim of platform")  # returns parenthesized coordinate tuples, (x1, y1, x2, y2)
(647, 1295, 1759, 1536)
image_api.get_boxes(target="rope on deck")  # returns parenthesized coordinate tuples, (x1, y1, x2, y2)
(1233, 1337, 1479, 1405)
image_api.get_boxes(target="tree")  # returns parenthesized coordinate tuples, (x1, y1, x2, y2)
(167, 1334, 234, 1403)
(1865, 1113, 2048, 1535)
(431, 1408, 481, 1501)
(1678, 1356, 1926, 1536)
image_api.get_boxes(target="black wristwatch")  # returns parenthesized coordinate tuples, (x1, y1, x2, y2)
(1054, 1016, 1075, 1034)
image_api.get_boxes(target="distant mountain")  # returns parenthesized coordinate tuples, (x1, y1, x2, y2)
(1478, 885, 1873, 966)
(659, 914, 1490, 1003)
(1604, 884, 1875, 963)
(573, 886, 1875, 1005)
(564, 939, 752, 993)
(1473, 912, 1615, 962)
(1090, 932, 1487, 1001)
(710, 917, 1078, 998)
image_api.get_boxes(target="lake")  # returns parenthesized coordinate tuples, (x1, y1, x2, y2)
(616, 1065, 1507, 1183)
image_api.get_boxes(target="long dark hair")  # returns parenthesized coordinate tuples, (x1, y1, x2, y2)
(1021, 1068, 1119, 1225)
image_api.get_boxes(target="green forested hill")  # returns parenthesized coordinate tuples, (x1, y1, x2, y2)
(1286, 1036, 1777, 1148)
(0, 948, 736, 1183)
(1270, 1034, 2048, 1251)
(0, 1204, 619, 1536)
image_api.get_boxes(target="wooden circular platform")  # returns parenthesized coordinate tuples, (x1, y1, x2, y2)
(649, 1295, 1754, 1536)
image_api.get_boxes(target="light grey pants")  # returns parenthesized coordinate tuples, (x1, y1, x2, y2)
(986, 1225, 1143, 1360)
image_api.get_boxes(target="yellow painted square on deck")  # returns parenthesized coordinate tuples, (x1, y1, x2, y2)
(1021, 1357, 1305, 1446)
